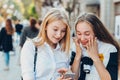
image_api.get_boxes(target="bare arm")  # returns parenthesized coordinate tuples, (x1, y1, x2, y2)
(86, 37, 111, 80)
(71, 37, 82, 80)
(94, 58, 111, 80)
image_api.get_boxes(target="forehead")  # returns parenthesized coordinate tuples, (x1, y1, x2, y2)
(76, 22, 93, 32)
(47, 20, 67, 29)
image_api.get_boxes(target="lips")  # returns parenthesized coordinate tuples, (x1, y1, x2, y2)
(53, 37, 60, 43)
(54, 37, 60, 41)
(81, 41, 87, 45)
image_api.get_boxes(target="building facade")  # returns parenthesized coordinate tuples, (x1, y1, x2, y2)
(77, 0, 120, 42)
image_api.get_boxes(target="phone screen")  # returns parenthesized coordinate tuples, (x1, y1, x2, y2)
(64, 73, 75, 80)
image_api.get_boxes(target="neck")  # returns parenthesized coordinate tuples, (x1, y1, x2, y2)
(46, 40, 57, 49)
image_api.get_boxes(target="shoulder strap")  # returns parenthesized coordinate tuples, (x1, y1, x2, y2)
(34, 46, 37, 72)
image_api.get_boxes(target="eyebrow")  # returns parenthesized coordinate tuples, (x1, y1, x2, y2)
(76, 30, 90, 33)
(85, 31, 90, 33)
(54, 26, 66, 29)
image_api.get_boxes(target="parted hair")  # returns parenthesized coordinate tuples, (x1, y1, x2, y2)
(75, 13, 120, 62)
(35, 8, 70, 54)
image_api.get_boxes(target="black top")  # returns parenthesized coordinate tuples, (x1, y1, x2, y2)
(15, 24, 23, 34)
(70, 51, 118, 80)
(0, 28, 13, 52)
(20, 27, 39, 47)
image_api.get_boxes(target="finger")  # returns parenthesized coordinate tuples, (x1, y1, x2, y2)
(85, 42, 89, 50)
(58, 68, 68, 74)
(94, 37, 97, 46)
(88, 38, 90, 49)
(72, 37, 80, 46)
(57, 75, 64, 80)
(63, 77, 72, 80)
(90, 36, 94, 47)
(64, 78, 72, 80)
(91, 36, 94, 46)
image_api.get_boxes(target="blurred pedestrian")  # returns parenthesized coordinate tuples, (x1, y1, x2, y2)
(20, 18, 39, 48)
(0, 19, 14, 71)
(15, 19, 23, 45)
(15, 19, 23, 36)
(35, 19, 42, 30)
(14, 19, 24, 65)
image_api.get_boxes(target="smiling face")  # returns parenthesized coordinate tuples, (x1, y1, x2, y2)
(76, 22, 95, 47)
(46, 20, 66, 48)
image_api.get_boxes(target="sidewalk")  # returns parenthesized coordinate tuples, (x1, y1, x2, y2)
(0, 51, 21, 80)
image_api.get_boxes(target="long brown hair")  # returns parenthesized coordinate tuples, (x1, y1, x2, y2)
(75, 13, 120, 62)
(5, 19, 14, 35)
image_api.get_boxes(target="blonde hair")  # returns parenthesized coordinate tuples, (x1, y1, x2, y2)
(35, 8, 70, 54)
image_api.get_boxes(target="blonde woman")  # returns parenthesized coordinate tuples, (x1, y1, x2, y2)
(21, 8, 72, 80)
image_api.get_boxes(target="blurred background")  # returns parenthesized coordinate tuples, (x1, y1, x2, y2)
(0, 0, 120, 37)
(0, 0, 120, 80)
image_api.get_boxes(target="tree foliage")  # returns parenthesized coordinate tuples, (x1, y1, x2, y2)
(21, 0, 38, 19)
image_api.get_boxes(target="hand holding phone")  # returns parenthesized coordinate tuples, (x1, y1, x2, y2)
(63, 73, 75, 80)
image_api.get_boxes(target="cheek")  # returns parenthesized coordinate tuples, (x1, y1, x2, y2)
(76, 34, 80, 39)
(46, 32, 50, 40)
(76, 34, 90, 39)
(46, 29, 53, 38)
(46, 30, 49, 36)
(58, 33, 65, 41)
(77, 35, 90, 43)
(76, 35, 82, 43)
(61, 33, 66, 38)
(88, 35, 95, 39)
(86, 36, 91, 40)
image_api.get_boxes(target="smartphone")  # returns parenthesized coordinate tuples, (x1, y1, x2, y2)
(63, 73, 75, 80)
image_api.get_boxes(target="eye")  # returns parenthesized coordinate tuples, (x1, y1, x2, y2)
(85, 34, 90, 36)
(76, 32, 81, 35)
(85, 32, 90, 36)
(54, 29, 58, 31)
(61, 29, 66, 33)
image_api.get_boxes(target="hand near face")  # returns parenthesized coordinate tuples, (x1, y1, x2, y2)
(85, 37, 99, 61)
(73, 37, 82, 57)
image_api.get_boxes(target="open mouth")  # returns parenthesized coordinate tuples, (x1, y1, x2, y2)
(81, 42, 87, 45)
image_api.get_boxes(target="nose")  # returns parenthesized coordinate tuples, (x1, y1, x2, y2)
(56, 31, 61, 38)
(81, 35, 86, 41)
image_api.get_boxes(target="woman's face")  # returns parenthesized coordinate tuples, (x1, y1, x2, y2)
(76, 22, 95, 47)
(46, 20, 66, 46)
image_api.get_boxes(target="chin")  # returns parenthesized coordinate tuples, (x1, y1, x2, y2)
(52, 41, 59, 44)
(82, 45, 86, 47)
(82, 44, 87, 48)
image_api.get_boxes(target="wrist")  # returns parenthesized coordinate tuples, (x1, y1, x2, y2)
(74, 55, 81, 61)
(76, 49, 82, 56)
(93, 58, 101, 63)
